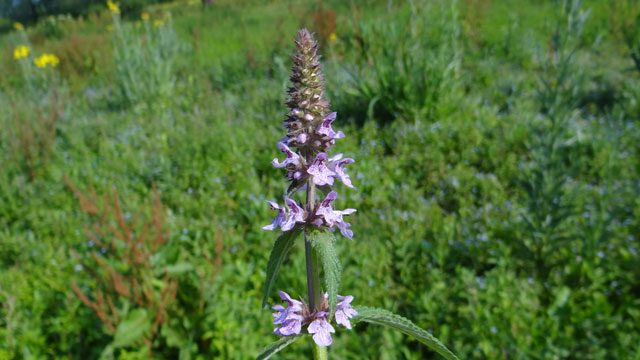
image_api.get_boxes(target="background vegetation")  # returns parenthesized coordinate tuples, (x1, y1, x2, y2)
(1, 0, 639, 359)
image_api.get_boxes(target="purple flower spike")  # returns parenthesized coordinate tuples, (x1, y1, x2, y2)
(272, 142, 302, 168)
(318, 112, 345, 140)
(335, 295, 358, 329)
(262, 201, 286, 230)
(307, 153, 336, 186)
(328, 154, 355, 188)
(308, 312, 335, 347)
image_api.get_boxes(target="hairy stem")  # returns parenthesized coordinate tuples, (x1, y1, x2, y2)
(312, 342, 329, 360)
(305, 153, 326, 359)
(305, 147, 322, 310)
(305, 233, 323, 310)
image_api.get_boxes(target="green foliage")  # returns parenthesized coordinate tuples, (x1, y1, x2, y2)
(0, 0, 639, 359)
(112, 309, 150, 348)
(348, 0, 460, 123)
(309, 229, 341, 318)
(256, 335, 300, 360)
(262, 226, 304, 307)
(353, 306, 459, 360)
(109, 12, 186, 108)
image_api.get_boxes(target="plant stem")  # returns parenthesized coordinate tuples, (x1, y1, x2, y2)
(312, 343, 329, 360)
(305, 235, 323, 310)
(305, 148, 323, 310)
(305, 153, 327, 359)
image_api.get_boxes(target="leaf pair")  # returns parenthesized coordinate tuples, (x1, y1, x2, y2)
(257, 306, 459, 360)
(259, 228, 458, 360)
(262, 227, 342, 317)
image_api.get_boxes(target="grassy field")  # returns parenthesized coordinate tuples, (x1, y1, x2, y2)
(1, 0, 640, 359)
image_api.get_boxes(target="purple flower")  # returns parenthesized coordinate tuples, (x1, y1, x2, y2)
(272, 291, 304, 336)
(262, 201, 286, 231)
(279, 291, 303, 308)
(316, 191, 357, 240)
(334, 295, 358, 330)
(263, 198, 306, 231)
(307, 153, 336, 186)
(280, 198, 305, 231)
(335, 213, 356, 240)
(317, 112, 345, 140)
(327, 154, 355, 188)
(272, 142, 302, 168)
(308, 312, 335, 347)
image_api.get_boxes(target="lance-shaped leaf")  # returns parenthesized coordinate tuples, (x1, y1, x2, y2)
(310, 230, 341, 318)
(256, 335, 300, 360)
(262, 226, 304, 307)
(352, 306, 459, 360)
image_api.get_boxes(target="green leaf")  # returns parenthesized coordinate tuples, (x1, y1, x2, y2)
(310, 230, 341, 318)
(262, 226, 303, 307)
(112, 308, 150, 348)
(256, 335, 300, 360)
(165, 262, 194, 275)
(352, 306, 459, 360)
(286, 180, 306, 197)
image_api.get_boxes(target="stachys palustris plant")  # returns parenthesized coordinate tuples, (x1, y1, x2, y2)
(257, 29, 460, 360)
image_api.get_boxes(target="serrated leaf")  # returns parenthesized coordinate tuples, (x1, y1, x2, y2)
(310, 230, 341, 318)
(352, 306, 459, 360)
(262, 226, 303, 307)
(112, 308, 149, 348)
(256, 335, 300, 360)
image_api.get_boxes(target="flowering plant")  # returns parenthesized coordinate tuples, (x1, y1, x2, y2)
(257, 29, 459, 360)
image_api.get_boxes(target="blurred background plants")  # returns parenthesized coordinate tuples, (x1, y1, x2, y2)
(0, 0, 639, 359)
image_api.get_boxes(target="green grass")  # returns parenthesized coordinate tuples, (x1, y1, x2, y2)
(0, 0, 639, 359)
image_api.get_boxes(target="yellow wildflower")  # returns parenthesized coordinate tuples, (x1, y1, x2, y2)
(107, 24, 114, 31)
(106, 0, 120, 13)
(13, 45, 30, 60)
(153, 19, 163, 28)
(141, 12, 150, 20)
(329, 33, 337, 41)
(34, 54, 60, 68)
(14, 22, 24, 30)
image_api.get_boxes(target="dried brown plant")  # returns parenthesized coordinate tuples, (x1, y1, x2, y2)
(65, 177, 178, 353)
(11, 89, 62, 181)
